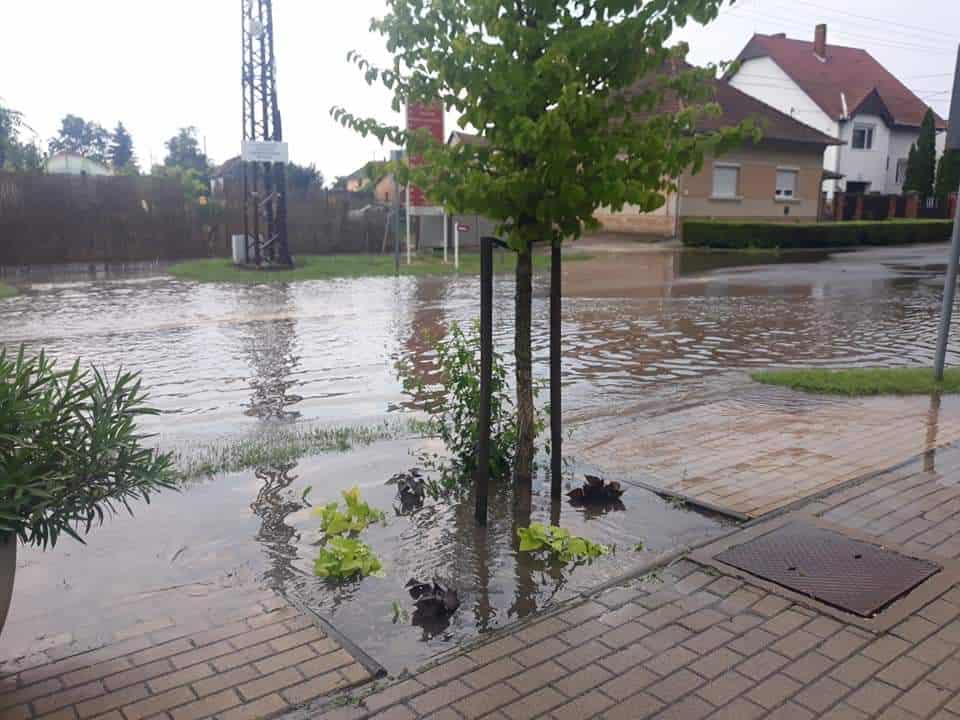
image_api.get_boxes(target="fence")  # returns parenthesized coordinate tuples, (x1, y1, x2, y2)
(0, 172, 388, 267)
(832, 191, 957, 223)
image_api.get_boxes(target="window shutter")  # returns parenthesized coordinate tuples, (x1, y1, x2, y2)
(712, 166, 739, 198)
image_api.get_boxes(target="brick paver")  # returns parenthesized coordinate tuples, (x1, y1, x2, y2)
(307, 446, 960, 720)
(0, 594, 371, 720)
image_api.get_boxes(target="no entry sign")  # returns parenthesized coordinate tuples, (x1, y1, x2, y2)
(457, 223, 470, 233)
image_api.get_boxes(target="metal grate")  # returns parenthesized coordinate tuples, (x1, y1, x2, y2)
(716, 523, 940, 617)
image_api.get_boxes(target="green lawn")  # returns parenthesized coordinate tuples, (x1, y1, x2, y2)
(0, 283, 17, 299)
(752, 367, 960, 396)
(168, 252, 592, 283)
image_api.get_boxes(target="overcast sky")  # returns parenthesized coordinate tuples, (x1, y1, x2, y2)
(2, 0, 958, 181)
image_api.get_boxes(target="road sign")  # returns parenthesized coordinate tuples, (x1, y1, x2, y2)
(457, 223, 471, 233)
(949, 47, 960, 151)
(406, 103, 444, 207)
(241, 140, 289, 163)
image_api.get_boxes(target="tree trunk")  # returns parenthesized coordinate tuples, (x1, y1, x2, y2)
(514, 243, 534, 491)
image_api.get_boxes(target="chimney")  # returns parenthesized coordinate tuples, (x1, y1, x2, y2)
(814, 24, 827, 59)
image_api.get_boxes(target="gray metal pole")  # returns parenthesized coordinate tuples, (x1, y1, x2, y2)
(390, 150, 402, 275)
(933, 46, 960, 380)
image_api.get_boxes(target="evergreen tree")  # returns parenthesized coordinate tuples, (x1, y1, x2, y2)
(935, 149, 960, 200)
(109, 122, 137, 172)
(903, 108, 937, 196)
(903, 144, 919, 193)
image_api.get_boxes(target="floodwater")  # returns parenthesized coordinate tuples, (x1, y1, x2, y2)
(3, 240, 959, 671)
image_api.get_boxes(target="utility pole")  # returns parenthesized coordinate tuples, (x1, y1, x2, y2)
(933, 45, 960, 380)
(241, 0, 291, 267)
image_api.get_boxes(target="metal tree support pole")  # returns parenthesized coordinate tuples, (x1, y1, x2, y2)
(550, 236, 562, 498)
(476, 236, 494, 526)
(933, 45, 960, 380)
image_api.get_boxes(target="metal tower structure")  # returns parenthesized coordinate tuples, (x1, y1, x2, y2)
(241, 0, 292, 267)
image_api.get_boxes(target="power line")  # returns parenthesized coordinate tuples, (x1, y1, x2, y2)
(788, 0, 952, 43)
(726, 8, 956, 54)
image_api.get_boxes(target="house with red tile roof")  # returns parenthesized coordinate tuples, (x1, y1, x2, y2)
(728, 24, 947, 197)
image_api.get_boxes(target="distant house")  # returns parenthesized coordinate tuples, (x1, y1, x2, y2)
(727, 25, 947, 196)
(596, 71, 840, 235)
(44, 152, 113, 177)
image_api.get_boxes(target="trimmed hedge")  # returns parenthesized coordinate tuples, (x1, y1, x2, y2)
(682, 220, 954, 250)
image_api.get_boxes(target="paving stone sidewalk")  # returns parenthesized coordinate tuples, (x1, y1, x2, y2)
(314, 444, 960, 720)
(0, 593, 373, 720)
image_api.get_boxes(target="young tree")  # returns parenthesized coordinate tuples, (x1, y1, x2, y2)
(286, 162, 324, 191)
(334, 0, 745, 490)
(48, 115, 109, 162)
(163, 127, 209, 173)
(109, 122, 137, 172)
(935, 149, 960, 201)
(904, 108, 937, 196)
(0, 102, 43, 172)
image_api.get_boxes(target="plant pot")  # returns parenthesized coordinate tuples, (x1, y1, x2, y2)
(0, 534, 15, 640)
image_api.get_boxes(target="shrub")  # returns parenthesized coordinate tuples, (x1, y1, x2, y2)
(517, 523, 609, 563)
(314, 536, 384, 580)
(682, 220, 953, 250)
(0, 347, 175, 549)
(399, 322, 545, 495)
(314, 487, 386, 536)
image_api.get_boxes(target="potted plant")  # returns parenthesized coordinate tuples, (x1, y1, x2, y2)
(0, 347, 175, 637)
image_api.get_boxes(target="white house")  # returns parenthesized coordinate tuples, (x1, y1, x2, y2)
(44, 151, 113, 177)
(728, 25, 946, 197)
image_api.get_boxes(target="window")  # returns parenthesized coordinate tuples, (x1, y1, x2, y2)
(896, 158, 908, 185)
(852, 124, 874, 150)
(712, 164, 740, 198)
(775, 169, 799, 199)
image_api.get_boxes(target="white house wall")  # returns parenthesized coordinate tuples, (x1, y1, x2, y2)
(729, 57, 840, 192)
(886, 128, 920, 194)
(837, 114, 891, 193)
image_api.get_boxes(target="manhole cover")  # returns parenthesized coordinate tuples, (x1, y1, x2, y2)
(715, 522, 940, 617)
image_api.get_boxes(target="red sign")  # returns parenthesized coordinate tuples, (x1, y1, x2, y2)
(456, 223, 470, 233)
(406, 103, 444, 207)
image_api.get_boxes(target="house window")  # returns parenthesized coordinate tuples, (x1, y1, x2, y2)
(712, 164, 740, 198)
(896, 159, 908, 185)
(775, 169, 799, 199)
(852, 124, 874, 150)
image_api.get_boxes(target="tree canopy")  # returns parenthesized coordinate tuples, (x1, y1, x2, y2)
(49, 115, 109, 163)
(904, 108, 937, 196)
(334, 0, 747, 487)
(286, 162, 324, 191)
(0, 101, 42, 171)
(163, 127, 209, 173)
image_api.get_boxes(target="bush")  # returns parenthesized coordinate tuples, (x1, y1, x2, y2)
(682, 220, 954, 250)
(0, 347, 175, 549)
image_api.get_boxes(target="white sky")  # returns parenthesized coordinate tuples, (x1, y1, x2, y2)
(2, 0, 957, 181)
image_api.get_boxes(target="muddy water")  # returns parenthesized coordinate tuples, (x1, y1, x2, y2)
(3, 241, 958, 671)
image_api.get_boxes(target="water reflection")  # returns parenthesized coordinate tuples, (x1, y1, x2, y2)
(251, 463, 305, 590)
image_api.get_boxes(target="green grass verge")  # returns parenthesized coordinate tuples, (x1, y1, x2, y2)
(752, 367, 960, 396)
(172, 417, 434, 481)
(0, 283, 17, 299)
(168, 252, 592, 283)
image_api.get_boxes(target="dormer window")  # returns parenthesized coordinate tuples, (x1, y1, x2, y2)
(852, 124, 874, 150)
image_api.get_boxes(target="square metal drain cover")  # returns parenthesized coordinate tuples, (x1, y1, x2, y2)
(715, 522, 940, 617)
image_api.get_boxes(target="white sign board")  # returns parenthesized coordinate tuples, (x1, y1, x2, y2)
(241, 141, 289, 164)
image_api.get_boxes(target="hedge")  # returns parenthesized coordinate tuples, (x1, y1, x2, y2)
(682, 219, 954, 250)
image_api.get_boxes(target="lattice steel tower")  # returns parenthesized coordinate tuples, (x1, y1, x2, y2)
(241, 0, 292, 266)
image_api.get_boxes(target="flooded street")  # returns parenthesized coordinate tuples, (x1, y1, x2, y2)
(3, 240, 960, 672)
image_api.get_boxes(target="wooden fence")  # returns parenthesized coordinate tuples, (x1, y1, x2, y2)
(0, 172, 385, 267)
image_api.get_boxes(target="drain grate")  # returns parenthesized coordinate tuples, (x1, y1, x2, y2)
(715, 522, 940, 617)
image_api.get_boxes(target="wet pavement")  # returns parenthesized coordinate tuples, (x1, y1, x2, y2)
(3, 239, 960, 680)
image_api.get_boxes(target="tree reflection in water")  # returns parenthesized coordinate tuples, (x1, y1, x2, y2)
(250, 462, 304, 591)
